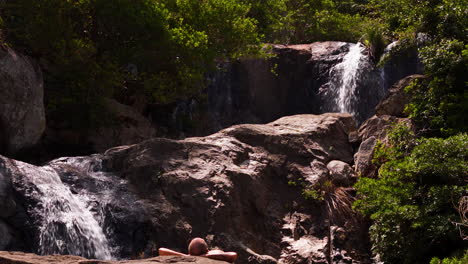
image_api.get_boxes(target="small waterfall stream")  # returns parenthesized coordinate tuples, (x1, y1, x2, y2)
(322, 42, 384, 123)
(334, 43, 369, 115)
(16, 161, 113, 259)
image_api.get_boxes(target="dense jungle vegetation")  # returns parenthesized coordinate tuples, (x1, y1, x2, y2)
(0, 1, 466, 263)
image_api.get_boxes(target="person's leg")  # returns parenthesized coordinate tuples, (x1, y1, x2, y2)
(158, 248, 188, 256)
(204, 251, 238, 263)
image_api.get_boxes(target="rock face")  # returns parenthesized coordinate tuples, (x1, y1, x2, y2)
(381, 42, 424, 91)
(206, 42, 354, 131)
(38, 98, 157, 162)
(188, 40, 419, 136)
(88, 98, 157, 152)
(0, 46, 46, 155)
(375, 75, 426, 117)
(354, 115, 414, 178)
(0, 252, 226, 264)
(0, 113, 372, 263)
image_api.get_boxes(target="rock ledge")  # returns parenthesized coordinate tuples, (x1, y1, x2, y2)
(0, 251, 226, 264)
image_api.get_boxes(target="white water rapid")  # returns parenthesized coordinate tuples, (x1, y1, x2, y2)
(18, 162, 113, 259)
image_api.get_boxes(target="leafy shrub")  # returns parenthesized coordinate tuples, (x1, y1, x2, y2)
(430, 251, 468, 264)
(372, 122, 416, 167)
(361, 24, 387, 61)
(406, 39, 467, 136)
(354, 134, 468, 264)
(0, 0, 263, 129)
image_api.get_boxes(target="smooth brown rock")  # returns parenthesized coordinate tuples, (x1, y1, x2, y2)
(0, 252, 225, 264)
(354, 136, 377, 178)
(358, 115, 412, 142)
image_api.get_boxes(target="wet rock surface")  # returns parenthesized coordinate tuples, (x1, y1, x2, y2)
(0, 113, 372, 263)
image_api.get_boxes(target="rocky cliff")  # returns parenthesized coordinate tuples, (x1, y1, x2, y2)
(0, 113, 371, 263)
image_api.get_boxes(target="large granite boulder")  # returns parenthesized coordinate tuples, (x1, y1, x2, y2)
(0, 46, 45, 155)
(1, 113, 372, 263)
(376, 74, 426, 117)
(327, 160, 356, 186)
(354, 115, 414, 178)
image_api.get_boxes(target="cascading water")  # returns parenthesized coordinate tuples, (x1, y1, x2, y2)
(335, 43, 368, 115)
(321, 43, 384, 123)
(16, 161, 113, 259)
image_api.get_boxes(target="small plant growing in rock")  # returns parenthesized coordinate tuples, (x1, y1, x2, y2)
(291, 176, 355, 264)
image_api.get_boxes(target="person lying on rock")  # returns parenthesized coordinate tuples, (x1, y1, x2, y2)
(158, 237, 238, 263)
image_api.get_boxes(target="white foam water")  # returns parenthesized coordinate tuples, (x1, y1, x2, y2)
(330, 43, 371, 116)
(20, 163, 112, 259)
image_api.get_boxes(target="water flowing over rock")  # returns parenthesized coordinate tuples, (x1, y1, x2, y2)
(6, 159, 113, 259)
(204, 41, 392, 135)
(320, 43, 385, 124)
(0, 46, 46, 155)
(206, 42, 355, 128)
(0, 113, 372, 263)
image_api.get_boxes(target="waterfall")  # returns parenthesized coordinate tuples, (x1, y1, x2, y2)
(17, 161, 113, 259)
(321, 43, 384, 123)
(336, 43, 368, 115)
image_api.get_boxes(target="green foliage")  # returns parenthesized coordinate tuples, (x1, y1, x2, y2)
(0, 0, 263, 128)
(431, 251, 468, 264)
(173, 0, 261, 59)
(302, 188, 323, 201)
(241, 0, 289, 43)
(361, 24, 387, 61)
(366, 1, 467, 137)
(372, 122, 416, 167)
(282, 0, 367, 43)
(354, 134, 468, 263)
(365, 0, 467, 38)
(406, 39, 468, 136)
